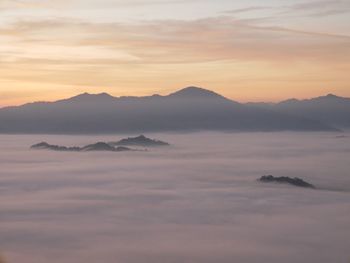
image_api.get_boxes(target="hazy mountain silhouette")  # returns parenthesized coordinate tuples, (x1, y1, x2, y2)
(0, 86, 338, 134)
(31, 142, 132, 152)
(247, 94, 350, 129)
(258, 175, 315, 188)
(111, 135, 170, 147)
(168, 86, 227, 99)
(276, 94, 350, 128)
(31, 142, 81, 152)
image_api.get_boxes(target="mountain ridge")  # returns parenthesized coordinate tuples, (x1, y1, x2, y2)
(0, 86, 345, 133)
(2, 87, 349, 110)
(247, 93, 350, 129)
(0, 87, 237, 109)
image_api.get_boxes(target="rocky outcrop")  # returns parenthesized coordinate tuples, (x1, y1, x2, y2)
(258, 175, 315, 188)
(31, 142, 80, 151)
(112, 135, 170, 147)
(31, 142, 133, 152)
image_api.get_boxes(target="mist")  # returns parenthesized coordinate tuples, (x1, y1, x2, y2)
(0, 132, 349, 263)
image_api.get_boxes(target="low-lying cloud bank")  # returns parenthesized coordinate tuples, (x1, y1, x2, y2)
(0, 132, 349, 263)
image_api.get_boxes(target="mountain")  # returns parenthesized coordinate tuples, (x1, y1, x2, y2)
(168, 86, 227, 99)
(111, 135, 170, 147)
(31, 142, 80, 152)
(31, 142, 132, 152)
(81, 142, 118, 152)
(0, 87, 338, 134)
(258, 175, 315, 188)
(276, 94, 350, 128)
(60, 92, 117, 103)
(248, 94, 350, 129)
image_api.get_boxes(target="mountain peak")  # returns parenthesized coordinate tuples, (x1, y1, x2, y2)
(311, 93, 345, 102)
(168, 86, 224, 99)
(76, 92, 113, 98)
(324, 93, 341, 99)
(64, 92, 116, 103)
(279, 98, 299, 104)
(279, 94, 346, 105)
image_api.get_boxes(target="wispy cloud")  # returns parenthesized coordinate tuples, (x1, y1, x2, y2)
(0, 0, 68, 10)
(222, 1, 350, 20)
(1, 16, 349, 65)
(223, 6, 272, 15)
(285, 0, 350, 17)
(0, 0, 200, 10)
(0, 15, 349, 101)
(290, 0, 347, 10)
(1, 0, 350, 103)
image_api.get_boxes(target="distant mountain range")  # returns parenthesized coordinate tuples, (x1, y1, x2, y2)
(0, 86, 348, 134)
(247, 94, 350, 129)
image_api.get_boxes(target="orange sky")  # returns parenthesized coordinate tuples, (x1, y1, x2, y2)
(0, 0, 350, 106)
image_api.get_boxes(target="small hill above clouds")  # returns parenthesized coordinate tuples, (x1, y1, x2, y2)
(31, 141, 133, 152)
(31, 142, 80, 151)
(0, 87, 340, 134)
(258, 175, 315, 188)
(81, 142, 117, 151)
(111, 135, 170, 147)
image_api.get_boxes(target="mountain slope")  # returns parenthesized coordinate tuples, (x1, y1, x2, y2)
(248, 94, 350, 129)
(0, 87, 337, 134)
(276, 94, 350, 128)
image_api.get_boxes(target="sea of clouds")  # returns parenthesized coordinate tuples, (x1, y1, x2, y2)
(0, 132, 349, 263)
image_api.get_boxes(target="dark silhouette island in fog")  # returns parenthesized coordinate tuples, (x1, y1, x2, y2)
(258, 175, 315, 188)
(31, 142, 133, 152)
(0, 86, 348, 134)
(30, 135, 167, 152)
(111, 135, 170, 147)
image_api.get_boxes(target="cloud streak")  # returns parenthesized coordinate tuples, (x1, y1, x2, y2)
(1, 16, 349, 65)
(0, 0, 350, 105)
(279, 0, 350, 17)
(223, 6, 272, 14)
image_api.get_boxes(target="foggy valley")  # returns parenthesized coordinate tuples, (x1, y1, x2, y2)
(0, 132, 349, 263)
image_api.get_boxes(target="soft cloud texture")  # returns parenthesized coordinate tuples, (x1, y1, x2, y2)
(288, 0, 350, 17)
(0, 0, 350, 105)
(2, 17, 349, 63)
(0, 15, 349, 105)
(0, 132, 350, 263)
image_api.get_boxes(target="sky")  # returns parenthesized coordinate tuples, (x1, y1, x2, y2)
(0, 0, 350, 106)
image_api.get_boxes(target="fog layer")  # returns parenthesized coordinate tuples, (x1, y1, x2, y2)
(0, 132, 349, 263)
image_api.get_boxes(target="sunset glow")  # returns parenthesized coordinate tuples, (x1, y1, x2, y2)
(1, 0, 350, 106)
